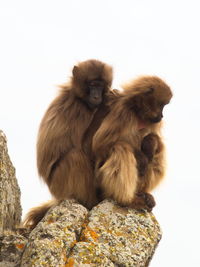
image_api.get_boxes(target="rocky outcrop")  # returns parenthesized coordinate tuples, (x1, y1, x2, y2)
(0, 131, 22, 232)
(0, 229, 29, 267)
(0, 130, 26, 267)
(0, 130, 162, 266)
(21, 199, 162, 267)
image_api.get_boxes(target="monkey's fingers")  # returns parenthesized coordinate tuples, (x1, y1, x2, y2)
(129, 192, 156, 212)
(140, 192, 156, 210)
(141, 134, 160, 161)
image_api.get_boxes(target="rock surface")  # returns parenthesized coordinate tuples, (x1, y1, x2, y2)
(0, 130, 22, 232)
(0, 229, 29, 267)
(21, 200, 88, 267)
(21, 199, 162, 267)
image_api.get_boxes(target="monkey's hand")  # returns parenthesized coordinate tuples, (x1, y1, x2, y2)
(134, 150, 149, 177)
(130, 192, 156, 212)
(141, 133, 162, 161)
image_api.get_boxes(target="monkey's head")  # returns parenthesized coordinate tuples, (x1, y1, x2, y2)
(123, 76, 173, 124)
(72, 59, 113, 109)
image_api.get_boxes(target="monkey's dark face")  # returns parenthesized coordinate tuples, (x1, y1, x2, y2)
(72, 61, 113, 108)
(85, 80, 107, 109)
(131, 89, 172, 124)
(141, 93, 167, 123)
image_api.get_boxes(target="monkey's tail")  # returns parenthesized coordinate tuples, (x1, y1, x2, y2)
(22, 199, 59, 230)
(96, 141, 138, 206)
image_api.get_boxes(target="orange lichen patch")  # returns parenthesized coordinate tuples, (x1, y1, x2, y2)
(81, 221, 89, 229)
(89, 229, 99, 241)
(81, 226, 99, 242)
(47, 218, 54, 224)
(65, 257, 74, 267)
(15, 243, 25, 250)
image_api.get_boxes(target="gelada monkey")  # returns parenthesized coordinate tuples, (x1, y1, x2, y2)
(23, 59, 114, 228)
(92, 76, 173, 211)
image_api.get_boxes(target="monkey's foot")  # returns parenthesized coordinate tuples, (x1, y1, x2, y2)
(130, 192, 156, 212)
(142, 192, 156, 210)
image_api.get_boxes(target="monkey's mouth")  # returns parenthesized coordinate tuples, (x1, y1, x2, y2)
(88, 96, 102, 109)
(87, 101, 101, 109)
(91, 100, 101, 106)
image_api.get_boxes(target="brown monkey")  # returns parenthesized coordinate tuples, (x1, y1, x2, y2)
(92, 76, 173, 211)
(23, 59, 114, 228)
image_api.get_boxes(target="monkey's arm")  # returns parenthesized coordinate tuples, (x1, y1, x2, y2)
(141, 133, 162, 161)
(134, 149, 149, 177)
(37, 100, 73, 182)
(37, 91, 92, 183)
(140, 133, 165, 192)
(92, 100, 129, 160)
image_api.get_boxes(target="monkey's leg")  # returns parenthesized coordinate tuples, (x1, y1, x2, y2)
(49, 149, 98, 209)
(96, 142, 138, 206)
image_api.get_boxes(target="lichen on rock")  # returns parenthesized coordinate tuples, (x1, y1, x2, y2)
(65, 200, 162, 267)
(21, 200, 88, 267)
(21, 199, 162, 267)
(0, 130, 22, 232)
(0, 229, 29, 267)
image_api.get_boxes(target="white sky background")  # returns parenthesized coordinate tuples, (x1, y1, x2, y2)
(0, 0, 200, 266)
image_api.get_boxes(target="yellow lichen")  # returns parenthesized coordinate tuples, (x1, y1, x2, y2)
(115, 231, 124, 237)
(53, 239, 62, 247)
(81, 226, 99, 242)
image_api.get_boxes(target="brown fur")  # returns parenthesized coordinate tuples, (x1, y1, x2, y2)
(23, 60, 114, 229)
(92, 76, 173, 211)
(23, 200, 59, 228)
(23, 74, 172, 229)
(37, 59, 113, 207)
